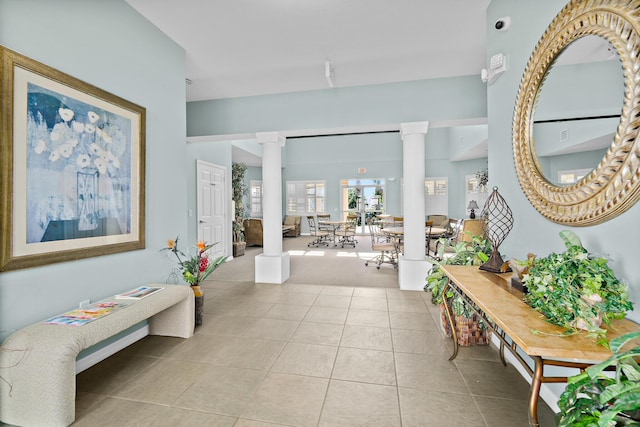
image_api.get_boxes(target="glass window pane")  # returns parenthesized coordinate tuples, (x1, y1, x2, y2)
(425, 180, 435, 195)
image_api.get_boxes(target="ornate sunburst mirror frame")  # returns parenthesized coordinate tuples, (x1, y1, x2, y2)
(513, 0, 640, 226)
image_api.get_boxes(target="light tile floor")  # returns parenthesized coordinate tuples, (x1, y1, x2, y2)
(69, 281, 558, 426)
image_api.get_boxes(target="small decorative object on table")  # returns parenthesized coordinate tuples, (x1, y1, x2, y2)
(162, 237, 227, 326)
(501, 253, 536, 294)
(479, 186, 513, 273)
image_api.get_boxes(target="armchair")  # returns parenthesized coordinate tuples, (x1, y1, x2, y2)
(283, 215, 301, 237)
(243, 218, 264, 247)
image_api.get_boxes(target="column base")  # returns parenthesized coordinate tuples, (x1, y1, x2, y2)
(398, 256, 433, 291)
(255, 252, 290, 284)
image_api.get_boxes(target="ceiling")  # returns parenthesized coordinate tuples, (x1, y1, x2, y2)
(125, 0, 492, 102)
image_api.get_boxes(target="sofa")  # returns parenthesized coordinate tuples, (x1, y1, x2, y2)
(243, 218, 264, 246)
(283, 215, 301, 237)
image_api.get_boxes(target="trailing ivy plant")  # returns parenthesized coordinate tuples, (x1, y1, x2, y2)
(424, 233, 492, 318)
(231, 162, 248, 243)
(523, 230, 633, 345)
(558, 331, 640, 426)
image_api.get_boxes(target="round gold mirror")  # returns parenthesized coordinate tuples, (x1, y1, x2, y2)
(513, 0, 640, 226)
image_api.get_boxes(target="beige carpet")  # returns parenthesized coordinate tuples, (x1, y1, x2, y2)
(210, 235, 400, 288)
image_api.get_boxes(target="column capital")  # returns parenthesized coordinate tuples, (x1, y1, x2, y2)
(400, 121, 430, 138)
(256, 131, 285, 147)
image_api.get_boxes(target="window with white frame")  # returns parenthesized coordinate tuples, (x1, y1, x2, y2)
(286, 181, 326, 214)
(249, 180, 262, 217)
(425, 177, 448, 216)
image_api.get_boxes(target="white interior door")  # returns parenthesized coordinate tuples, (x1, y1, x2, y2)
(197, 160, 226, 259)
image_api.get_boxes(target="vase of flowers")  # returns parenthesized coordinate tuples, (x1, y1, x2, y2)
(162, 237, 227, 326)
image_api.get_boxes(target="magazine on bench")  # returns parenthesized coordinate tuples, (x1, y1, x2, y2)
(44, 301, 131, 326)
(115, 286, 164, 300)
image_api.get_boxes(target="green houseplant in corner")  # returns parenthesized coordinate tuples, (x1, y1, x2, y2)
(558, 331, 640, 426)
(425, 233, 492, 344)
(523, 230, 633, 345)
(232, 162, 248, 257)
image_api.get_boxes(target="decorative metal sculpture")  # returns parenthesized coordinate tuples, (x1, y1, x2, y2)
(479, 187, 513, 273)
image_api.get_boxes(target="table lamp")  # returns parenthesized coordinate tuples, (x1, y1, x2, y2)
(467, 200, 479, 219)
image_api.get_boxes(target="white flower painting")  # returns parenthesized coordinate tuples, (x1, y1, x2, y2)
(27, 83, 133, 243)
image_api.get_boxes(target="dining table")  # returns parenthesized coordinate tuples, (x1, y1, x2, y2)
(318, 220, 350, 247)
(383, 225, 448, 256)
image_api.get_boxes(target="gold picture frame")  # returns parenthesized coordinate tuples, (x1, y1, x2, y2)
(1, 46, 146, 271)
(513, 0, 640, 226)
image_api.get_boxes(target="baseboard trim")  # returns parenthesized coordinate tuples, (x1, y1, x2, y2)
(75, 324, 149, 374)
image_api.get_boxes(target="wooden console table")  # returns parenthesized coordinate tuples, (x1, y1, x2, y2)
(440, 265, 640, 427)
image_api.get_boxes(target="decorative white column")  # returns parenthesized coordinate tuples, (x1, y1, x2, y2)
(254, 131, 290, 283)
(399, 121, 431, 291)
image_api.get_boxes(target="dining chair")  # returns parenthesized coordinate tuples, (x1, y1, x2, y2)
(364, 221, 397, 269)
(427, 214, 448, 228)
(306, 216, 330, 247)
(335, 214, 358, 248)
(425, 220, 434, 256)
(316, 213, 332, 234)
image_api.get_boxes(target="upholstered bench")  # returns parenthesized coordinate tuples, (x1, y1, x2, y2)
(0, 284, 194, 427)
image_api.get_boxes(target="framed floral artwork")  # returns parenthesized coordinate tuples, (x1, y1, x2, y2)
(0, 46, 146, 271)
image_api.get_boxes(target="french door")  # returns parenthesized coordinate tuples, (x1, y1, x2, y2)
(340, 178, 385, 234)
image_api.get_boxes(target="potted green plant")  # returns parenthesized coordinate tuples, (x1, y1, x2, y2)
(523, 230, 634, 344)
(232, 162, 248, 257)
(425, 233, 492, 344)
(558, 331, 640, 426)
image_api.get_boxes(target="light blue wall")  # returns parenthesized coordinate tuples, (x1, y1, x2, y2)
(536, 60, 623, 120)
(187, 75, 487, 136)
(488, 0, 640, 315)
(0, 0, 188, 341)
(449, 125, 488, 158)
